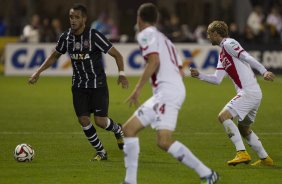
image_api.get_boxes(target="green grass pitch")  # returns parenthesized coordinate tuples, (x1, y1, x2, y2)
(0, 75, 281, 184)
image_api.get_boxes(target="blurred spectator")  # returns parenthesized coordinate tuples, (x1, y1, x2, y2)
(0, 16, 7, 36)
(158, 15, 172, 39)
(158, 7, 171, 37)
(91, 12, 119, 42)
(91, 13, 110, 38)
(38, 17, 62, 43)
(168, 14, 182, 41)
(1, 1, 282, 45)
(194, 25, 209, 44)
(50, 18, 62, 41)
(160, 14, 182, 41)
(229, 22, 240, 41)
(159, 13, 194, 42)
(20, 14, 41, 43)
(180, 24, 195, 42)
(242, 25, 256, 43)
(246, 6, 265, 42)
(107, 17, 119, 42)
(266, 6, 282, 41)
(40, 17, 54, 42)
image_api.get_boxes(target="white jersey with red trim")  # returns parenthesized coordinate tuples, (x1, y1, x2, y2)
(218, 38, 262, 93)
(137, 26, 184, 94)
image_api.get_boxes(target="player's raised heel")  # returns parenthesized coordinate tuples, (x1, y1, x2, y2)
(115, 124, 124, 150)
(251, 156, 273, 166)
(91, 150, 108, 161)
(200, 170, 219, 184)
(227, 150, 251, 166)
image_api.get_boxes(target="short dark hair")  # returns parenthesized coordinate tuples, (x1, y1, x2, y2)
(71, 3, 87, 17)
(138, 3, 158, 24)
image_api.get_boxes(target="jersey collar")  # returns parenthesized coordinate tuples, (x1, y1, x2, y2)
(220, 38, 227, 48)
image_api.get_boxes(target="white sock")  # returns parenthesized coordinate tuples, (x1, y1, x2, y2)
(168, 141, 211, 178)
(223, 119, 245, 151)
(105, 118, 111, 129)
(123, 137, 139, 184)
(246, 131, 268, 159)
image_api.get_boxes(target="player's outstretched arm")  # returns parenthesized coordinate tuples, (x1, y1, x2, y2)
(28, 50, 61, 84)
(239, 52, 275, 82)
(190, 67, 226, 85)
(263, 71, 275, 81)
(126, 53, 160, 107)
(108, 47, 129, 89)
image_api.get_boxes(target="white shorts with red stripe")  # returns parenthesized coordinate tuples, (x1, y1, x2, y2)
(224, 90, 262, 122)
(134, 89, 185, 131)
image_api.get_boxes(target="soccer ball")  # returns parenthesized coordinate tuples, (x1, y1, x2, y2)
(14, 143, 35, 162)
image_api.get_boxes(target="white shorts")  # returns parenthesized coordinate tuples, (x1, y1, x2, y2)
(134, 89, 185, 131)
(224, 91, 262, 123)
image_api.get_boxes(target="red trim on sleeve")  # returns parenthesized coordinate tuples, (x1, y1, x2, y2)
(172, 47, 178, 66)
(216, 68, 225, 70)
(237, 50, 245, 58)
(143, 52, 159, 60)
(141, 46, 149, 51)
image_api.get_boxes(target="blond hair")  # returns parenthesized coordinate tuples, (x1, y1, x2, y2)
(207, 21, 229, 37)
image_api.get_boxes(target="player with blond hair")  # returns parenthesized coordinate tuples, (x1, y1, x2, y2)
(190, 20, 275, 166)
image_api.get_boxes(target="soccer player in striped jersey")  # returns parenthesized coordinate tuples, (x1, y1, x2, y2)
(121, 3, 218, 184)
(28, 3, 129, 161)
(190, 20, 275, 166)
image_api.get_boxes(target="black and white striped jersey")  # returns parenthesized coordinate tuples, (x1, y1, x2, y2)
(55, 27, 112, 88)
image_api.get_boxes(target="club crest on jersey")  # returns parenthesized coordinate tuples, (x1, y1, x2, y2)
(75, 42, 81, 50)
(231, 44, 240, 51)
(84, 40, 89, 48)
(141, 38, 147, 43)
(70, 53, 90, 60)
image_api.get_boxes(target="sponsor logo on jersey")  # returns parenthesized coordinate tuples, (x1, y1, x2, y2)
(69, 53, 90, 60)
(84, 40, 89, 48)
(75, 42, 81, 50)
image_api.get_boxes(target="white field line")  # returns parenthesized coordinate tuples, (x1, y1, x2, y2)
(0, 132, 83, 135)
(190, 132, 282, 135)
(0, 131, 282, 135)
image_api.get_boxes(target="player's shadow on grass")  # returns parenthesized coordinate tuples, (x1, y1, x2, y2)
(105, 160, 179, 165)
(231, 164, 282, 170)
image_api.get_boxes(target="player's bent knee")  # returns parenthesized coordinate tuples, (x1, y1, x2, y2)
(94, 120, 107, 128)
(122, 124, 130, 136)
(122, 123, 137, 137)
(218, 114, 226, 123)
(218, 110, 233, 123)
(157, 139, 172, 151)
(157, 141, 168, 151)
(93, 116, 108, 128)
(78, 116, 90, 127)
(123, 116, 144, 137)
